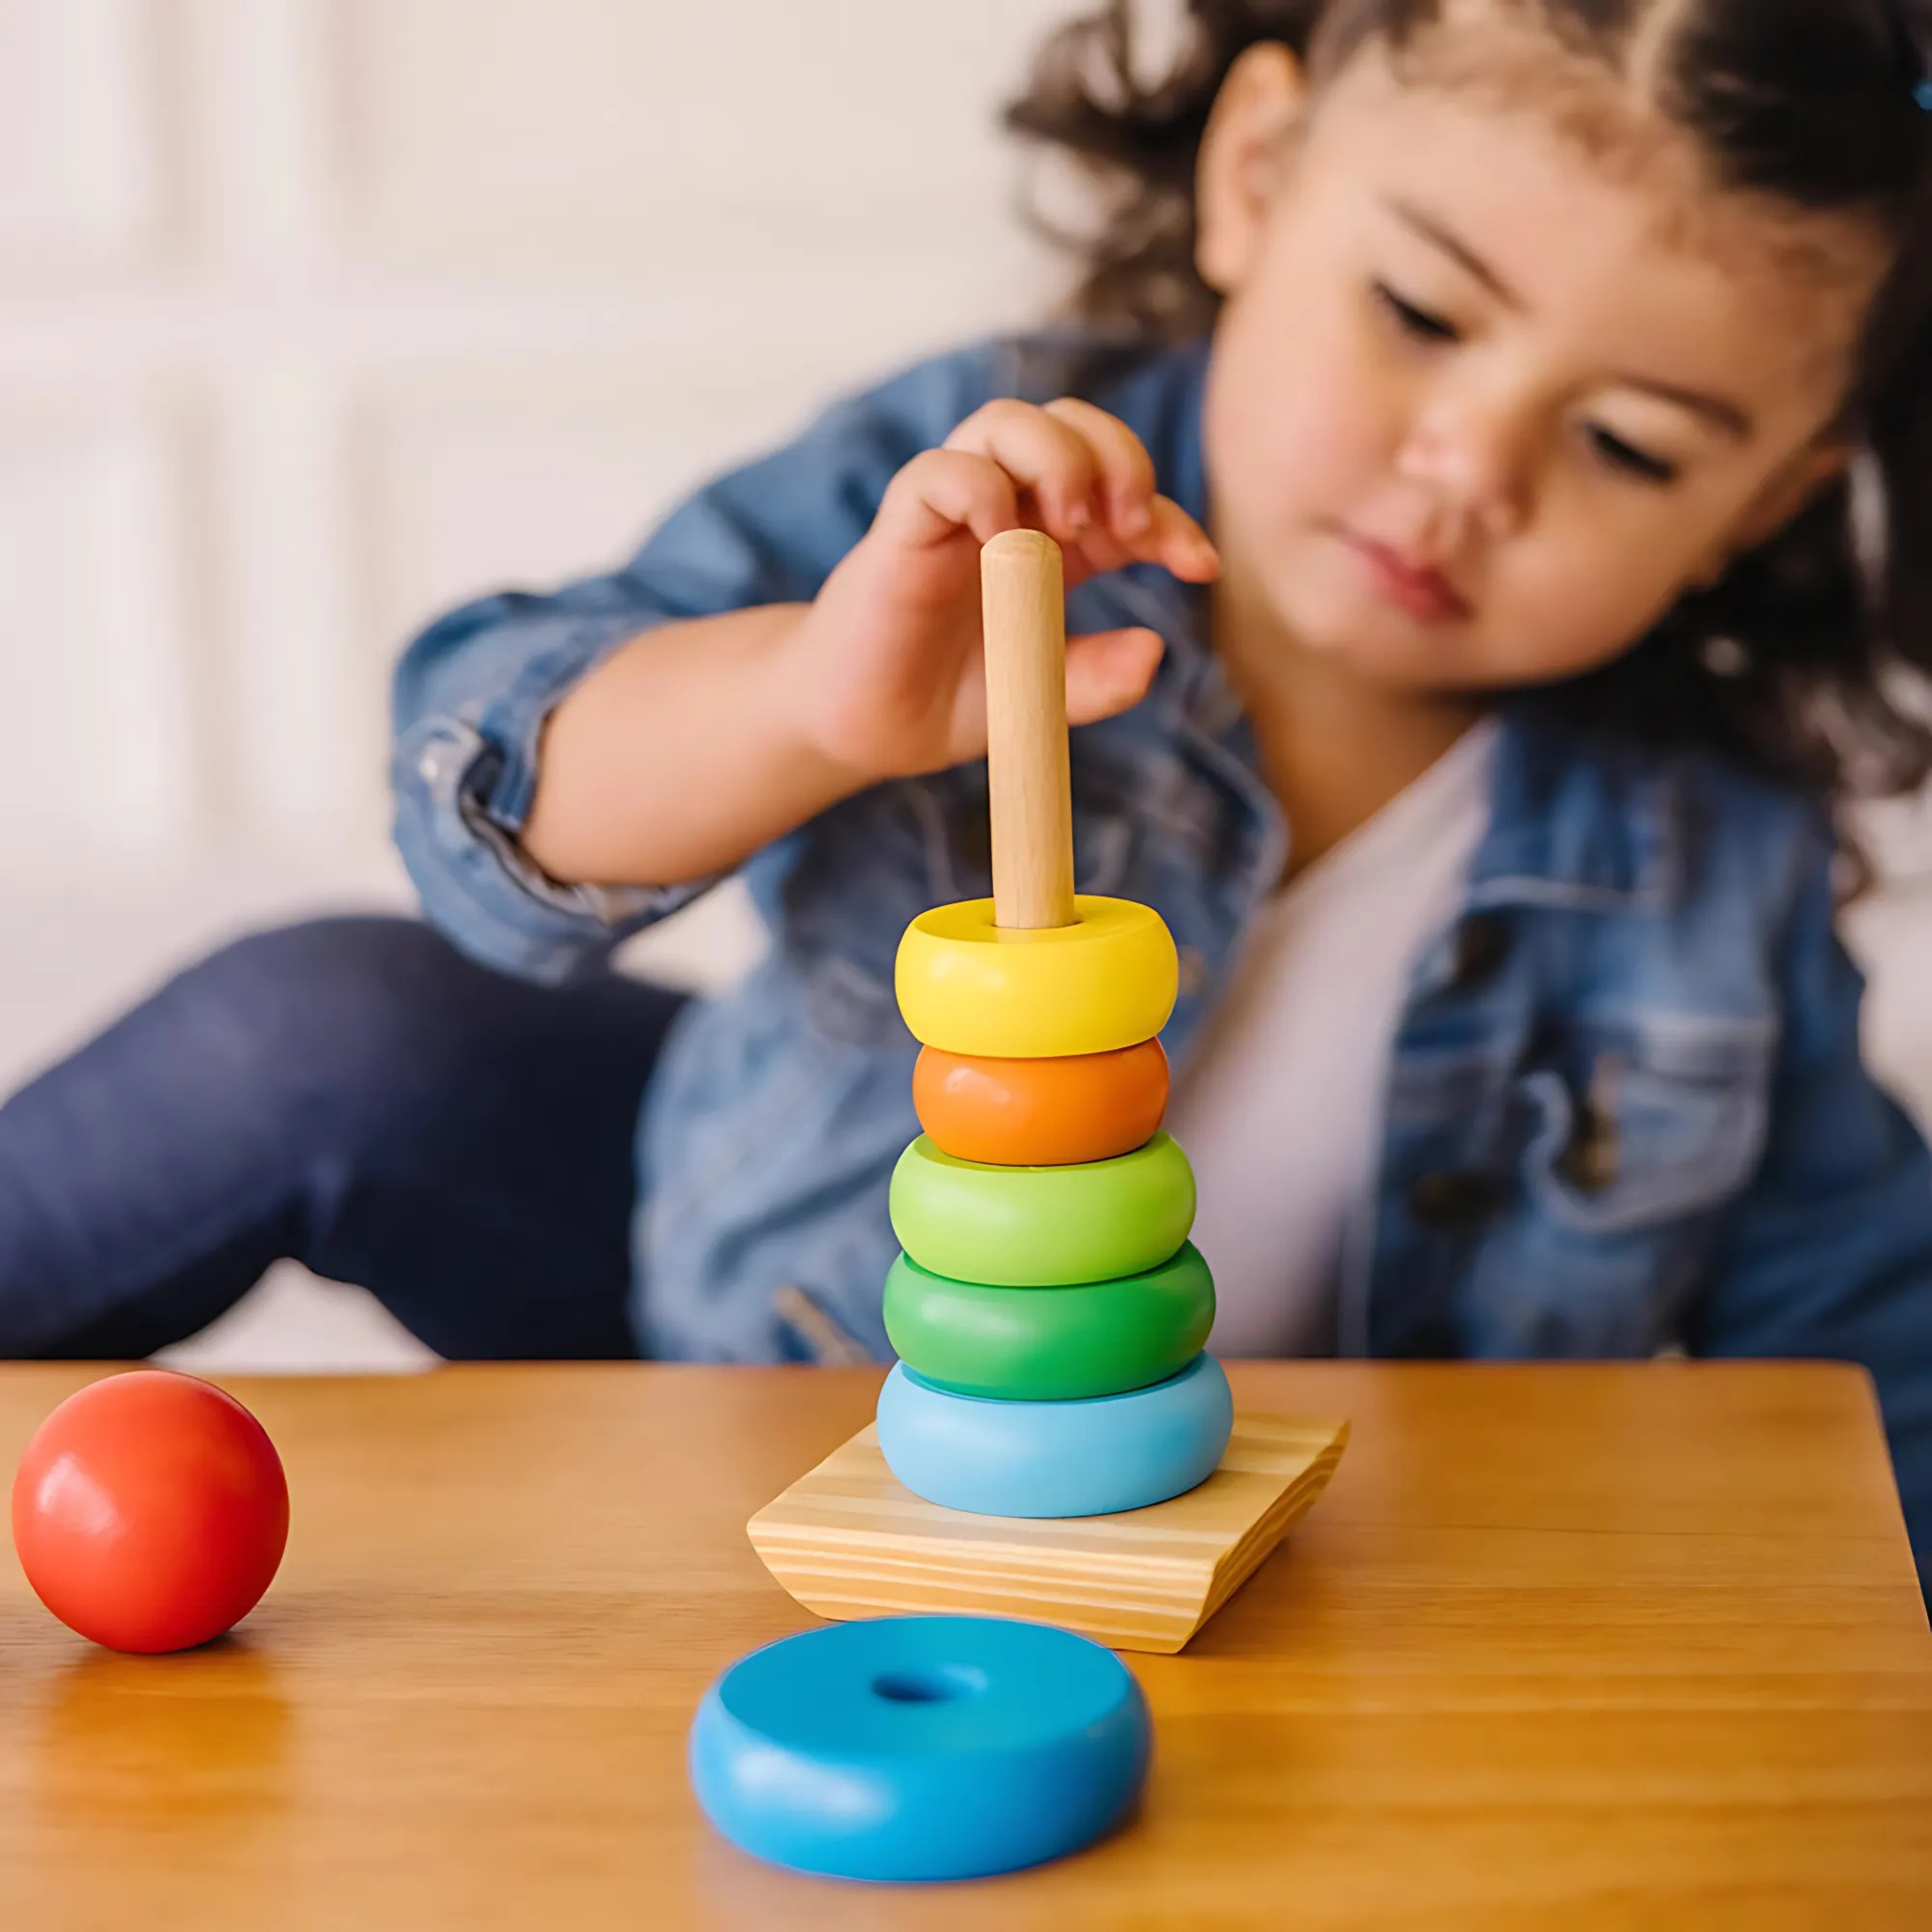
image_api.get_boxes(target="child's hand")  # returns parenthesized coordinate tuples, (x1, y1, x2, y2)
(783, 397, 1220, 783)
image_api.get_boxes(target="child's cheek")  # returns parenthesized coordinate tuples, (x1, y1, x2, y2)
(1209, 286, 1388, 542)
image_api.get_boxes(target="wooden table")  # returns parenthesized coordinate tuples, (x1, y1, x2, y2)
(1, 1362, 1927, 1929)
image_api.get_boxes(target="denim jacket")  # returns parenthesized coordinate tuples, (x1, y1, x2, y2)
(391, 333, 1932, 1573)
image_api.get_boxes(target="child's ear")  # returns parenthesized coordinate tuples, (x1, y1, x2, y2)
(1689, 442, 1849, 587)
(1196, 43, 1309, 296)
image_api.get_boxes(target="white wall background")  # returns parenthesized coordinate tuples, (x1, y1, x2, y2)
(1, 0, 1929, 1368)
(0, 0, 1080, 1364)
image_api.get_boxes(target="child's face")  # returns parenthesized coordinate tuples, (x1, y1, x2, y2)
(1200, 36, 1888, 695)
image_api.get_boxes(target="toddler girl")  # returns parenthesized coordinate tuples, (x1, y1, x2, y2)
(6, 0, 1931, 1576)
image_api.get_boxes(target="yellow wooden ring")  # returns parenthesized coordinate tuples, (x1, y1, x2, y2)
(895, 896, 1177, 1059)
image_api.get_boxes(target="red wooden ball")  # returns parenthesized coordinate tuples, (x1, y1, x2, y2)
(11, 1369, 289, 1654)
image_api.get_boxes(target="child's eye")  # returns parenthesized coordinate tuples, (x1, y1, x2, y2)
(1373, 282, 1459, 345)
(1587, 425, 1678, 486)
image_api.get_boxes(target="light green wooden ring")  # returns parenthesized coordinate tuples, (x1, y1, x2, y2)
(884, 1244, 1216, 1400)
(887, 1132, 1195, 1287)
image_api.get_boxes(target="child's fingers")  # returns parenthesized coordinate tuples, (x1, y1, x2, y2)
(1041, 397, 1159, 536)
(874, 447, 1023, 549)
(1043, 397, 1218, 581)
(1059, 496, 1218, 585)
(945, 399, 1218, 583)
(871, 439, 1215, 593)
(1146, 494, 1221, 582)
(1065, 627, 1165, 726)
(943, 399, 1104, 546)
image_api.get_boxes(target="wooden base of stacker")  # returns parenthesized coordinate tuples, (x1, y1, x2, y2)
(746, 1412, 1349, 1655)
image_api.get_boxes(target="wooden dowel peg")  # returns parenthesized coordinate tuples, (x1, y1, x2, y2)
(981, 530, 1077, 931)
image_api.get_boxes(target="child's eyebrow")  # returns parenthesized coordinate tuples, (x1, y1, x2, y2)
(1617, 373, 1754, 442)
(1385, 194, 1528, 312)
(1382, 194, 1756, 442)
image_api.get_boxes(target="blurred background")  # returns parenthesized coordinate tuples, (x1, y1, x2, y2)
(3, 0, 1929, 1372)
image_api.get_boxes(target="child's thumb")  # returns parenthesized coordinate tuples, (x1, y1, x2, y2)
(1064, 627, 1165, 726)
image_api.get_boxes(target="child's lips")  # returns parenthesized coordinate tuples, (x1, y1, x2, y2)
(1335, 529, 1472, 623)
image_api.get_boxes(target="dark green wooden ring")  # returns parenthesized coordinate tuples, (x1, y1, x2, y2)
(883, 1244, 1217, 1402)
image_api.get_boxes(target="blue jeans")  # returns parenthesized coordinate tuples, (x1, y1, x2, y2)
(0, 918, 685, 1359)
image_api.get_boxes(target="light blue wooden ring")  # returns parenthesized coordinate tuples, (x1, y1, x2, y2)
(875, 1353, 1233, 1519)
(688, 1615, 1150, 1880)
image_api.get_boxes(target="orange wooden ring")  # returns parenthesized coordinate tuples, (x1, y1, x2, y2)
(912, 1039, 1170, 1168)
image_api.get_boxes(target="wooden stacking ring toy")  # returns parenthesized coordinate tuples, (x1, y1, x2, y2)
(889, 1132, 1195, 1287)
(737, 532, 1350, 1669)
(876, 1353, 1233, 1518)
(895, 896, 1177, 1059)
(884, 1244, 1215, 1401)
(913, 1037, 1170, 1167)
(688, 1615, 1150, 1879)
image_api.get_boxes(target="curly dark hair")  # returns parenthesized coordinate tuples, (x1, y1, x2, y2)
(1003, 0, 1932, 813)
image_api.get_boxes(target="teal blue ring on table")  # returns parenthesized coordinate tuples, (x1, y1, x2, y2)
(875, 1352, 1233, 1519)
(688, 1615, 1150, 1881)
(889, 1131, 1196, 1287)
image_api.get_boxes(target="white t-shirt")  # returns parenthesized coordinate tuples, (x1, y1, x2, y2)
(1166, 719, 1501, 1357)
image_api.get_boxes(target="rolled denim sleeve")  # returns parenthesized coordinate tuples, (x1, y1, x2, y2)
(1691, 816, 1932, 1590)
(390, 338, 1005, 983)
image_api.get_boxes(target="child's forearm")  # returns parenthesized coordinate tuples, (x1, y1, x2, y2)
(519, 604, 864, 889)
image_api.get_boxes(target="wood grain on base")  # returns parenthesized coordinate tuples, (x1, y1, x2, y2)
(745, 1412, 1349, 1653)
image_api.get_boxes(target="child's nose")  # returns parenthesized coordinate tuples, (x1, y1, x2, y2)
(1393, 388, 1534, 542)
